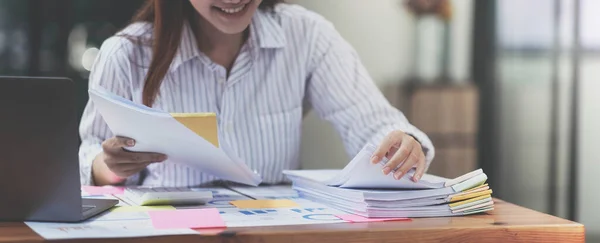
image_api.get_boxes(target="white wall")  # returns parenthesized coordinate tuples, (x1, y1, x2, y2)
(287, 0, 474, 169)
(579, 58, 600, 240)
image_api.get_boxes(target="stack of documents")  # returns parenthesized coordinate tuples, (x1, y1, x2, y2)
(89, 88, 262, 186)
(283, 144, 494, 218)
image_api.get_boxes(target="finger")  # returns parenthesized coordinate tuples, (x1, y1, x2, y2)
(118, 152, 167, 164)
(412, 154, 427, 182)
(386, 146, 399, 160)
(117, 162, 152, 172)
(371, 131, 402, 164)
(102, 136, 135, 153)
(382, 138, 413, 175)
(110, 163, 151, 178)
(114, 169, 139, 179)
(393, 148, 420, 180)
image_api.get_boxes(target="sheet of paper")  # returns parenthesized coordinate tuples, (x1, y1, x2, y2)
(230, 199, 299, 209)
(89, 88, 261, 186)
(111, 206, 176, 213)
(25, 221, 198, 240)
(291, 176, 456, 201)
(284, 144, 449, 189)
(25, 211, 198, 240)
(148, 208, 226, 229)
(219, 199, 347, 227)
(82, 186, 125, 195)
(335, 214, 410, 223)
(228, 185, 300, 199)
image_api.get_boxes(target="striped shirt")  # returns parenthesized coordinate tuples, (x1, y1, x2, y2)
(79, 4, 435, 187)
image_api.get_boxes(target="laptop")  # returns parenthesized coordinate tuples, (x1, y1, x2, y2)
(0, 76, 118, 222)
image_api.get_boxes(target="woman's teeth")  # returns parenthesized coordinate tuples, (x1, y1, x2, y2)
(220, 5, 245, 14)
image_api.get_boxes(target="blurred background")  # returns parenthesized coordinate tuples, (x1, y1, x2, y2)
(0, 0, 598, 241)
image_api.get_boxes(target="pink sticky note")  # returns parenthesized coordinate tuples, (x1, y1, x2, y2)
(149, 208, 226, 230)
(82, 186, 125, 195)
(335, 214, 411, 223)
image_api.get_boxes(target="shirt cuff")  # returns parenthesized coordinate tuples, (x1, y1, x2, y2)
(79, 144, 103, 186)
(79, 144, 142, 186)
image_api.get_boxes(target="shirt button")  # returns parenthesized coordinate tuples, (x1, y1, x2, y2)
(226, 122, 234, 133)
(218, 77, 226, 84)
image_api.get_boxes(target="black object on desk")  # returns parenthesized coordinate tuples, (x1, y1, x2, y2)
(0, 76, 117, 222)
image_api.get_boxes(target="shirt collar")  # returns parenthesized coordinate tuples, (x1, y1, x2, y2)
(170, 9, 286, 72)
(250, 9, 286, 49)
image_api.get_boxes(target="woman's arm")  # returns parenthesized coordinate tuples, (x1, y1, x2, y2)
(305, 18, 435, 172)
(79, 37, 142, 186)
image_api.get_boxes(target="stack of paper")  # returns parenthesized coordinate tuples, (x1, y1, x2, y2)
(283, 144, 494, 218)
(88, 88, 262, 186)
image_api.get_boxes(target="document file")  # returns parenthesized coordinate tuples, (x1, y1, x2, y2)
(284, 144, 494, 218)
(88, 88, 262, 186)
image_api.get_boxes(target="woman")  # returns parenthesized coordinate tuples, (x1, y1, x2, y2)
(79, 0, 435, 187)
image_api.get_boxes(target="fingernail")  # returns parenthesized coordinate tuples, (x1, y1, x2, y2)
(382, 167, 391, 175)
(412, 176, 419, 182)
(394, 171, 403, 180)
(371, 155, 379, 164)
(127, 140, 135, 146)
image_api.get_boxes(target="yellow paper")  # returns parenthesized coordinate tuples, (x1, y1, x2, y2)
(450, 189, 493, 203)
(230, 199, 299, 209)
(171, 112, 219, 147)
(464, 184, 488, 193)
(449, 194, 492, 208)
(110, 205, 176, 213)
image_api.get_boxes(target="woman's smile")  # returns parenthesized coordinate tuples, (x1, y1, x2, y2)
(211, 0, 253, 20)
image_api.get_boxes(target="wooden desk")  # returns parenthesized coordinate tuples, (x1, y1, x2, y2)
(0, 199, 584, 243)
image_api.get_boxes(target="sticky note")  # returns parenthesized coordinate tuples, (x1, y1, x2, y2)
(230, 199, 299, 209)
(148, 208, 226, 229)
(111, 206, 176, 213)
(82, 186, 125, 195)
(171, 113, 219, 147)
(450, 189, 493, 203)
(335, 214, 410, 223)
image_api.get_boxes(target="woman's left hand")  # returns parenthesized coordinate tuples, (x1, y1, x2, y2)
(370, 130, 426, 182)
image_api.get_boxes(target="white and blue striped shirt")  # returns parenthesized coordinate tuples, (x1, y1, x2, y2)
(79, 4, 434, 187)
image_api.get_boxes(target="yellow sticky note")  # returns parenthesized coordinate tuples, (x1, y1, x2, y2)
(449, 194, 492, 208)
(230, 199, 299, 209)
(110, 205, 176, 213)
(171, 113, 219, 147)
(464, 183, 488, 193)
(450, 189, 493, 203)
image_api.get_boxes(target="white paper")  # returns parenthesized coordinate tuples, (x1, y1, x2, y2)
(89, 88, 261, 186)
(290, 177, 456, 201)
(25, 211, 198, 240)
(284, 144, 449, 189)
(227, 185, 300, 199)
(219, 199, 346, 227)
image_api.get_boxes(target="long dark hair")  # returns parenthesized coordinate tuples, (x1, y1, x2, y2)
(130, 0, 282, 107)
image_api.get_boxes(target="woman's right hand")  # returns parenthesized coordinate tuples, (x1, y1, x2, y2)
(92, 136, 167, 185)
